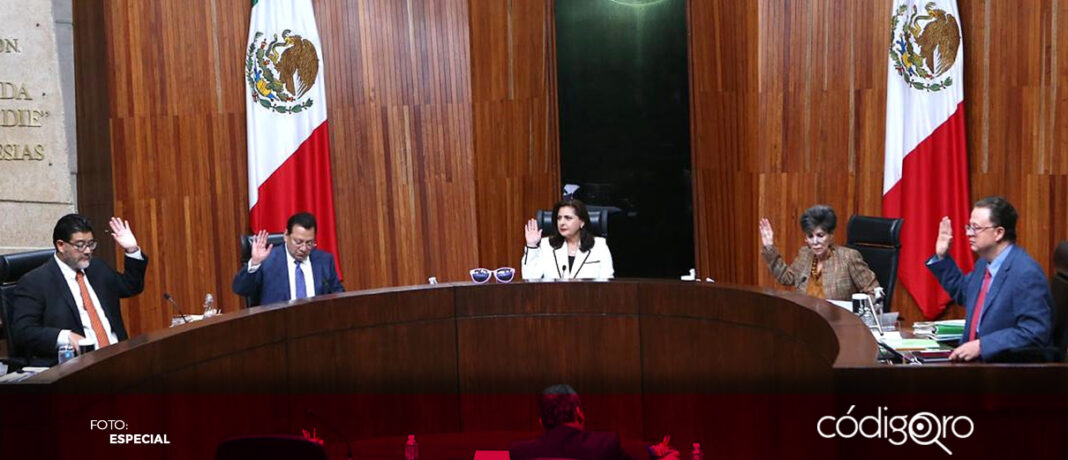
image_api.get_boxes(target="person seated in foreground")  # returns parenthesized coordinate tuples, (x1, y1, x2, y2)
(509, 384, 636, 460)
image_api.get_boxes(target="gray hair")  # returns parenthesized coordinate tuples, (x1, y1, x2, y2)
(799, 205, 837, 234)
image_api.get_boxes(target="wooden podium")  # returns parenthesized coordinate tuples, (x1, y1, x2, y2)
(3, 280, 1065, 459)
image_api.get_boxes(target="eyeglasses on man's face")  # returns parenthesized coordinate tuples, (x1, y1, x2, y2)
(65, 240, 98, 251)
(963, 224, 995, 235)
(469, 267, 516, 284)
(289, 238, 317, 249)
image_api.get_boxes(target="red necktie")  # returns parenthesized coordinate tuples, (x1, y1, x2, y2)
(968, 269, 992, 342)
(76, 271, 111, 347)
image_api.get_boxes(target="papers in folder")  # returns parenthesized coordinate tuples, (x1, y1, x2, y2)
(913, 319, 965, 341)
(881, 337, 942, 351)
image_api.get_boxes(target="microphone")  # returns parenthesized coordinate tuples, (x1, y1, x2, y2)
(162, 293, 191, 324)
(306, 409, 353, 460)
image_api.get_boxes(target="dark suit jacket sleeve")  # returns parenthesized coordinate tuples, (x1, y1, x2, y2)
(112, 253, 149, 297)
(9, 272, 63, 358)
(232, 261, 264, 297)
(322, 252, 344, 294)
(925, 255, 972, 307)
(980, 263, 1054, 359)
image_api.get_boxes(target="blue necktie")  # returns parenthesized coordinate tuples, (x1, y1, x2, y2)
(294, 260, 307, 299)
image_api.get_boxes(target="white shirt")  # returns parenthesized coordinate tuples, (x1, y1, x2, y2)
(285, 249, 316, 300)
(55, 250, 145, 347)
(247, 249, 315, 300)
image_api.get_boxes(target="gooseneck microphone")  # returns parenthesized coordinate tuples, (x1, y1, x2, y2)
(162, 293, 190, 324)
(306, 409, 354, 460)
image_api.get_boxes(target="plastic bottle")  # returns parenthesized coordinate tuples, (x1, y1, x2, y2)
(691, 443, 702, 460)
(405, 434, 419, 460)
(203, 293, 216, 317)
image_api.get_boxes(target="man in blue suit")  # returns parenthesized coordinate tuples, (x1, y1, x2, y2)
(927, 196, 1053, 362)
(232, 212, 344, 306)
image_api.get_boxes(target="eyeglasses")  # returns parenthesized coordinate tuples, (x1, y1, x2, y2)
(290, 238, 317, 249)
(65, 240, 97, 251)
(469, 267, 516, 284)
(963, 225, 995, 235)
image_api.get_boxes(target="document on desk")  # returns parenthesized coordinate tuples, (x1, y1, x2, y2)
(882, 337, 941, 351)
(0, 367, 48, 384)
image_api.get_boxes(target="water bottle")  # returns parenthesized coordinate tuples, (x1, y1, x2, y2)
(691, 443, 702, 460)
(203, 293, 216, 317)
(404, 434, 418, 460)
(57, 343, 75, 364)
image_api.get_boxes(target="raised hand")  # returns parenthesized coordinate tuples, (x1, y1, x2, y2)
(250, 229, 273, 266)
(524, 218, 542, 247)
(758, 218, 775, 247)
(108, 217, 139, 253)
(935, 216, 952, 258)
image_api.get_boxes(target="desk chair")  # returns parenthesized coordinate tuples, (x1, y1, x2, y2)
(1049, 241, 1068, 359)
(845, 215, 903, 309)
(0, 249, 56, 369)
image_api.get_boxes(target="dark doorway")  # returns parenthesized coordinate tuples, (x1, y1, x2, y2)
(555, 0, 693, 278)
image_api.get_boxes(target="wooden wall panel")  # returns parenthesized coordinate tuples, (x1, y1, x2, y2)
(692, 0, 1068, 325)
(73, 0, 252, 338)
(469, 0, 560, 270)
(689, 0, 760, 285)
(74, 0, 1067, 336)
(74, 0, 559, 338)
(322, 0, 478, 290)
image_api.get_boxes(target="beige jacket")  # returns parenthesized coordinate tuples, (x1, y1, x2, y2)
(761, 244, 879, 300)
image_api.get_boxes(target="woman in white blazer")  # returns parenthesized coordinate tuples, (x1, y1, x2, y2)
(521, 199, 614, 280)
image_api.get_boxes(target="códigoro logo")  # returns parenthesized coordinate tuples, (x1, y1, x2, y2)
(817, 405, 974, 455)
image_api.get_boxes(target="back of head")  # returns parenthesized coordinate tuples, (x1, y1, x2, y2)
(538, 384, 582, 430)
(52, 214, 93, 249)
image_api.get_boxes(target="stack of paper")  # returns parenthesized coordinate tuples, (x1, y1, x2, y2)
(882, 336, 942, 351)
(914, 319, 965, 341)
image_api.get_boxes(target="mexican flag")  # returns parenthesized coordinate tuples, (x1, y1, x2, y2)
(245, 0, 340, 275)
(883, 0, 973, 319)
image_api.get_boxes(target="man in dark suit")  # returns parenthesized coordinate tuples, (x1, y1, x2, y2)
(509, 384, 642, 460)
(10, 214, 148, 366)
(232, 212, 343, 306)
(927, 196, 1053, 361)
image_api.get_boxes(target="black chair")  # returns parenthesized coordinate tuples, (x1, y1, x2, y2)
(215, 435, 327, 460)
(845, 215, 903, 309)
(535, 207, 609, 238)
(0, 249, 55, 369)
(238, 233, 286, 308)
(1049, 241, 1068, 356)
